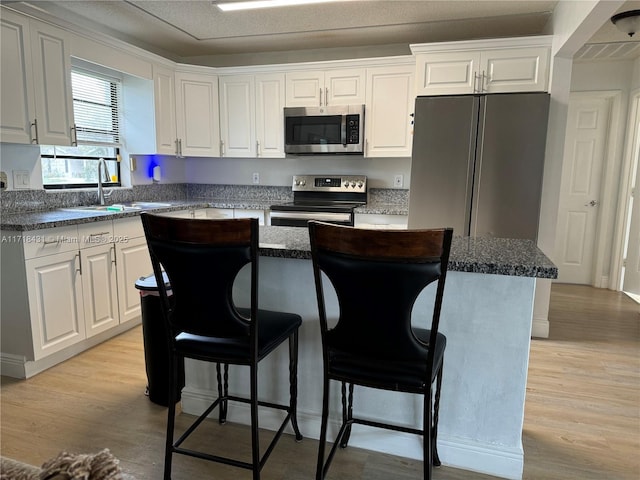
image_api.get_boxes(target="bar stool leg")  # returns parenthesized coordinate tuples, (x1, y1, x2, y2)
(289, 332, 303, 440)
(433, 365, 444, 467)
(163, 353, 178, 480)
(316, 375, 331, 480)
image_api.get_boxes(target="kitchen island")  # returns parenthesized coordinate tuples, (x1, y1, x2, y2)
(182, 226, 556, 480)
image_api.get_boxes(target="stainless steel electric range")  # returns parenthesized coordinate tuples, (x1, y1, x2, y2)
(270, 175, 367, 227)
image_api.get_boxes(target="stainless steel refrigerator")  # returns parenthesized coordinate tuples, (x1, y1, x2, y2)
(407, 93, 550, 240)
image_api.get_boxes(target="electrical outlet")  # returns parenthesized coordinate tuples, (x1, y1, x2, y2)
(252, 172, 260, 184)
(13, 170, 30, 189)
(394, 174, 403, 188)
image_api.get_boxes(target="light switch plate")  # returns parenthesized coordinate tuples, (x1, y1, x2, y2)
(13, 170, 30, 189)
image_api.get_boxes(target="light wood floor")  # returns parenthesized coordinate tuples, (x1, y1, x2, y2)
(1, 284, 638, 479)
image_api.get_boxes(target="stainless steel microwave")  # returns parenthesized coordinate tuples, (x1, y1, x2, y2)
(284, 104, 365, 154)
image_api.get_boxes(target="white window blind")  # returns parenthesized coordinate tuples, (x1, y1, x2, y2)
(72, 69, 121, 146)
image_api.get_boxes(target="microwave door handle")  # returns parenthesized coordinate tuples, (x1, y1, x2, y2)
(341, 114, 347, 147)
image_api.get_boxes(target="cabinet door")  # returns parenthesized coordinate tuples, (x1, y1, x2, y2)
(415, 51, 480, 96)
(26, 251, 85, 359)
(30, 19, 75, 146)
(365, 65, 414, 158)
(153, 65, 177, 155)
(115, 237, 152, 324)
(81, 244, 119, 337)
(219, 75, 256, 157)
(175, 71, 220, 157)
(285, 71, 323, 107)
(0, 11, 36, 144)
(481, 47, 549, 93)
(255, 73, 285, 158)
(325, 68, 366, 106)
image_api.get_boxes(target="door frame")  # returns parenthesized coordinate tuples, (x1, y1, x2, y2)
(611, 88, 640, 291)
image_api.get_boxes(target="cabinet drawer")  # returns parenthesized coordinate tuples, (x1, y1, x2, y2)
(22, 225, 79, 259)
(77, 221, 114, 249)
(113, 216, 145, 239)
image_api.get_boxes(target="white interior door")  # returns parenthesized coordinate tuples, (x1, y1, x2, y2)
(622, 112, 640, 297)
(554, 94, 610, 284)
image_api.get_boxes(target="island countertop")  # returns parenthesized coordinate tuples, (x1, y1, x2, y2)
(1, 206, 557, 279)
(258, 225, 557, 279)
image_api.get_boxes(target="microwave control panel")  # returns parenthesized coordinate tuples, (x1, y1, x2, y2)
(346, 114, 360, 144)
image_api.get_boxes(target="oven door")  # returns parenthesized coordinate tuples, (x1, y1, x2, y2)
(270, 210, 353, 227)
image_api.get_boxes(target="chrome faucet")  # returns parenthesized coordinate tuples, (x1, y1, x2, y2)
(97, 157, 113, 205)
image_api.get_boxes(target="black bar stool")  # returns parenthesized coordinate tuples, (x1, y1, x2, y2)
(141, 214, 303, 480)
(308, 221, 453, 480)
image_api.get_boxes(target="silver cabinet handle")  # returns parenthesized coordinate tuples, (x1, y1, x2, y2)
(220, 140, 225, 156)
(111, 245, 117, 266)
(30, 119, 39, 144)
(319, 87, 323, 107)
(70, 123, 78, 146)
(43, 237, 60, 246)
(75, 252, 82, 275)
(325, 87, 329, 106)
(175, 139, 180, 156)
(256, 140, 261, 157)
(481, 71, 487, 92)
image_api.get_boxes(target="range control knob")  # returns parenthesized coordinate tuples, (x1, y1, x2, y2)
(357, 181, 363, 188)
(350, 181, 356, 187)
(343, 181, 349, 188)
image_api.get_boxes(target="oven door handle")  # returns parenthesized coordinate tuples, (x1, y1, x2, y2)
(270, 211, 352, 222)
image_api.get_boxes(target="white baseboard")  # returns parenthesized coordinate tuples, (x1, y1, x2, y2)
(531, 316, 549, 338)
(181, 387, 523, 480)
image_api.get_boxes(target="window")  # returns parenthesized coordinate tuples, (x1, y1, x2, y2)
(42, 68, 122, 188)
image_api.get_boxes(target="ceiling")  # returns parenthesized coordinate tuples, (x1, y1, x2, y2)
(8, 0, 640, 65)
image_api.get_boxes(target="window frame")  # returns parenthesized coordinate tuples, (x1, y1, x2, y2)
(41, 66, 123, 190)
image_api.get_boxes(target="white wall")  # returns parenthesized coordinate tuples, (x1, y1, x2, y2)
(185, 155, 411, 189)
(0, 143, 43, 190)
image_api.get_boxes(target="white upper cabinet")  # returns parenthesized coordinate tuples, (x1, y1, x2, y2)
(285, 68, 365, 107)
(153, 65, 178, 155)
(175, 71, 220, 157)
(219, 74, 256, 157)
(413, 38, 551, 96)
(154, 66, 220, 157)
(1, 10, 75, 145)
(255, 73, 285, 158)
(365, 65, 415, 158)
(481, 47, 550, 93)
(219, 73, 285, 158)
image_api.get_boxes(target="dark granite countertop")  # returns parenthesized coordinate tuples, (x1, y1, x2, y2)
(0, 205, 555, 279)
(257, 226, 557, 279)
(0, 201, 209, 231)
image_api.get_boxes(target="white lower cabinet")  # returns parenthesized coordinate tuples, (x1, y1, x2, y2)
(113, 216, 152, 324)
(24, 249, 86, 359)
(80, 243, 119, 337)
(77, 222, 119, 338)
(0, 218, 152, 378)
